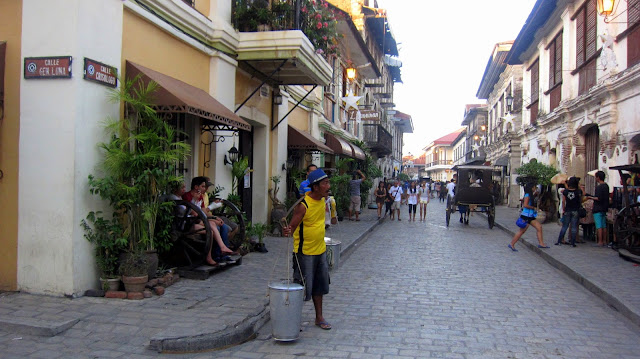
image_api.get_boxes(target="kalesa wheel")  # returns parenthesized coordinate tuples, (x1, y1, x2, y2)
(487, 205, 495, 229)
(614, 203, 640, 255)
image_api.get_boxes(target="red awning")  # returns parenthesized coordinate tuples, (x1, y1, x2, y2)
(126, 61, 251, 131)
(325, 133, 353, 157)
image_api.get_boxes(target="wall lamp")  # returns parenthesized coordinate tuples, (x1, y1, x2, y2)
(346, 67, 356, 80)
(505, 93, 514, 113)
(273, 88, 283, 105)
(596, 0, 627, 23)
(480, 125, 486, 131)
(224, 145, 239, 165)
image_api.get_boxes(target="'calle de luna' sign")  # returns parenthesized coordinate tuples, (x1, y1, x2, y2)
(24, 56, 72, 79)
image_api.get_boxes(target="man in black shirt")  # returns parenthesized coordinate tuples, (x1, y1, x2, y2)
(588, 171, 610, 247)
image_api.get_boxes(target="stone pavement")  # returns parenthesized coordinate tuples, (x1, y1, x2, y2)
(0, 210, 382, 357)
(1, 203, 640, 357)
(487, 204, 640, 328)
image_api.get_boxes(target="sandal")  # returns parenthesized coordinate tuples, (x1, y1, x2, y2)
(315, 321, 332, 330)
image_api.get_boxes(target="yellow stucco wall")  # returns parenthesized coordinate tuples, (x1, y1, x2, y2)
(122, 9, 210, 91)
(234, 72, 272, 117)
(194, 0, 210, 19)
(288, 106, 309, 131)
(0, 0, 22, 291)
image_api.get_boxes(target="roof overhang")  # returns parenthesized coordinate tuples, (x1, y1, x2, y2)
(336, 14, 381, 79)
(288, 126, 334, 154)
(125, 61, 251, 131)
(393, 111, 413, 133)
(364, 8, 399, 57)
(237, 30, 332, 86)
(325, 132, 353, 157)
(476, 42, 513, 99)
(505, 0, 558, 65)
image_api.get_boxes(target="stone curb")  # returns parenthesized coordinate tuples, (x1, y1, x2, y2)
(149, 217, 382, 353)
(150, 302, 270, 353)
(0, 317, 80, 337)
(490, 215, 640, 328)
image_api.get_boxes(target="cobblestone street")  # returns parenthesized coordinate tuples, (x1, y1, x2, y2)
(216, 201, 640, 359)
(2, 201, 640, 358)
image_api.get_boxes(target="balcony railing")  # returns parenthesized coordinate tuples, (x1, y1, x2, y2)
(363, 124, 392, 157)
(425, 160, 453, 168)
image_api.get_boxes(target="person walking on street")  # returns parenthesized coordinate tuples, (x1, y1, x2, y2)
(418, 180, 429, 221)
(348, 170, 366, 221)
(509, 182, 549, 251)
(375, 181, 387, 219)
(384, 182, 393, 219)
(283, 168, 333, 330)
(389, 179, 404, 221)
(588, 171, 610, 247)
(555, 176, 583, 247)
(407, 181, 418, 221)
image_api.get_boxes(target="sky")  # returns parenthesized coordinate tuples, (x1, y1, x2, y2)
(376, 0, 538, 157)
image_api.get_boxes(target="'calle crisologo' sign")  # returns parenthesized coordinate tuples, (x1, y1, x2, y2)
(84, 58, 117, 88)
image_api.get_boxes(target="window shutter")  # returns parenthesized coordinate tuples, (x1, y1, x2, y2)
(576, 7, 585, 67)
(555, 34, 563, 85)
(549, 43, 556, 85)
(630, 0, 640, 24)
(530, 59, 539, 104)
(585, 0, 598, 60)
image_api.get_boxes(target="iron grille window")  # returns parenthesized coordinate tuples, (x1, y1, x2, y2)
(576, 0, 597, 68)
(549, 32, 563, 87)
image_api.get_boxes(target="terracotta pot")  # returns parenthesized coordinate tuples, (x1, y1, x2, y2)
(122, 275, 148, 293)
(100, 277, 121, 292)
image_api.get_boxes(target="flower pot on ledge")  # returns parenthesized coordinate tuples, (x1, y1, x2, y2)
(122, 275, 148, 293)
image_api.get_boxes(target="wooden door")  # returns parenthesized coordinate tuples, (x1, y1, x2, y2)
(585, 126, 599, 194)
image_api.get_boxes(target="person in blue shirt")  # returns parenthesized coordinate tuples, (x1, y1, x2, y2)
(509, 181, 549, 251)
(298, 164, 318, 197)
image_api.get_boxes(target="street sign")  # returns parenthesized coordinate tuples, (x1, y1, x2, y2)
(24, 56, 72, 79)
(83, 58, 117, 87)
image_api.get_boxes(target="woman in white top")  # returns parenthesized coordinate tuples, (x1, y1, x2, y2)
(418, 181, 430, 221)
(407, 181, 419, 221)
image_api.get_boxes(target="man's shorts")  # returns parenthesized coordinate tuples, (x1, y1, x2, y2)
(594, 212, 607, 229)
(349, 195, 361, 212)
(293, 252, 330, 301)
(391, 200, 401, 211)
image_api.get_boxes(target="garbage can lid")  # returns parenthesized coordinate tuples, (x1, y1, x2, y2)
(268, 281, 304, 291)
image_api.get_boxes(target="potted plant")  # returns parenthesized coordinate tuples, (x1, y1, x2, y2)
(119, 251, 149, 293)
(248, 222, 269, 253)
(81, 211, 127, 291)
(87, 75, 190, 280)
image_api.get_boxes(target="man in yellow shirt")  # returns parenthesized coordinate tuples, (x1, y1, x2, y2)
(284, 168, 332, 330)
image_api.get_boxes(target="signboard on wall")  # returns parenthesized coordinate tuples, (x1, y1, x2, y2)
(83, 58, 117, 87)
(24, 56, 72, 79)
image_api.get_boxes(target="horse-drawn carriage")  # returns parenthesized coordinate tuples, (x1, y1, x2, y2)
(445, 165, 496, 228)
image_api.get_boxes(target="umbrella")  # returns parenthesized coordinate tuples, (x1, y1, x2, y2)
(587, 169, 599, 176)
(550, 173, 568, 184)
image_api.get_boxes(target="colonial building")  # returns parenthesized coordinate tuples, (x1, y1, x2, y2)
(476, 42, 524, 207)
(422, 128, 465, 182)
(505, 0, 640, 194)
(460, 104, 489, 165)
(0, 0, 405, 295)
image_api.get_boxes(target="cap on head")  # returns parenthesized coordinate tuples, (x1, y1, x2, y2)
(308, 168, 328, 185)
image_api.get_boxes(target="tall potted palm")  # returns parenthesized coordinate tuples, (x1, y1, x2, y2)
(87, 76, 190, 282)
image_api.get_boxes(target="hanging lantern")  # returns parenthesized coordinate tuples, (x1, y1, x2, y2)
(346, 67, 356, 80)
(596, 0, 616, 16)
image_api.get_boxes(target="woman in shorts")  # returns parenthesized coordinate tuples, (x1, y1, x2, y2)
(407, 181, 418, 221)
(509, 182, 549, 251)
(418, 181, 430, 221)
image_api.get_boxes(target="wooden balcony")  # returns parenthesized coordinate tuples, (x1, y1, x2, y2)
(363, 124, 392, 157)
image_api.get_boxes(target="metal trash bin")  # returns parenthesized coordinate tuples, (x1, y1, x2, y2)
(324, 237, 341, 271)
(268, 281, 304, 341)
